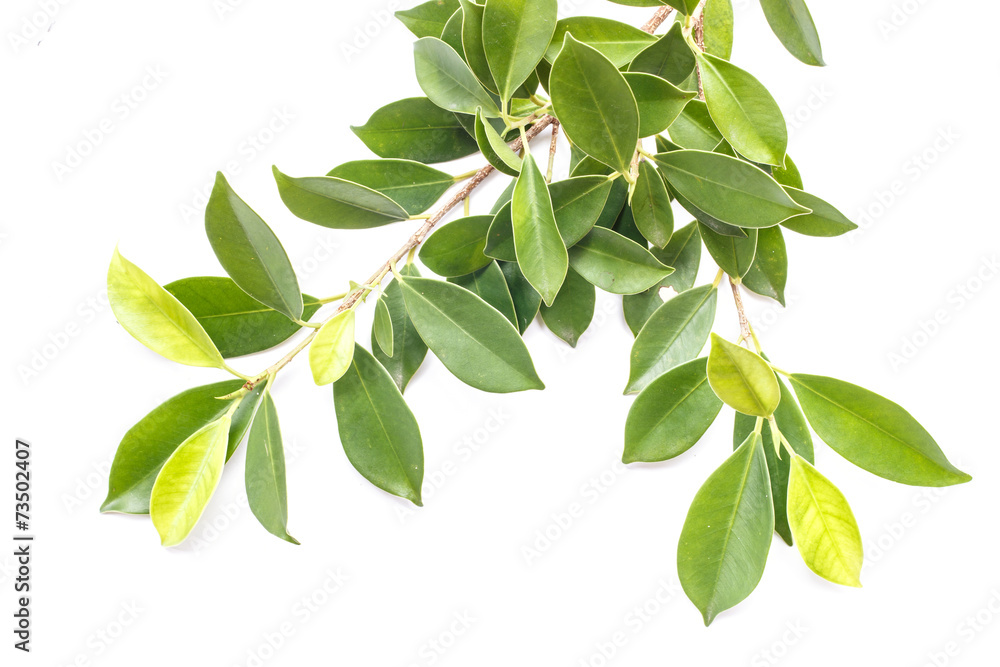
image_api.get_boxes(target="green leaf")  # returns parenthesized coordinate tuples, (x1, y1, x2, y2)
(734, 373, 814, 545)
(546, 17, 657, 67)
(448, 261, 519, 327)
(440, 8, 465, 53)
(475, 108, 522, 176)
(273, 166, 409, 229)
(678, 431, 773, 625)
(419, 215, 493, 277)
(326, 159, 455, 215)
(622, 222, 702, 336)
(550, 35, 640, 176)
(697, 53, 787, 166)
(569, 227, 673, 295)
(654, 150, 809, 227)
(629, 22, 696, 86)
(772, 155, 804, 189)
(624, 357, 723, 463)
(631, 161, 675, 248)
(499, 260, 541, 333)
(624, 72, 695, 139)
(760, 0, 825, 66)
(612, 202, 647, 246)
(789, 374, 972, 487)
(165, 277, 322, 358)
(150, 414, 231, 547)
(107, 248, 226, 370)
(741, 226, 787, 305)
(699, 222, 757, 278)
(512, 153, 568, 306)
(483, 0, 557, 104)
(414, 37, 501, 116)
(707, 333, 781, 416)
(102, 380, 253, 514)
(780, 187, 858, 237)
(703, 0, 734, 59)
(309, 310, 356, 386)
(485, 201, 517, 262)
(333, 345, 424, 505)
(627, 284, 717, 393)
(668, 100, 723, 151)
(372, 264, 428, 392)
(205, 173, 303, 321)
(373, 297, 394, 357)
(246, 393, 298, 545)
(399, 275, 544, 392)
(539, 268, 595, 347)
(351, 97, 480, 164)
(458, 0, 498, 93)
(396, 0, 460, 39)
(787, 455, 863, 586)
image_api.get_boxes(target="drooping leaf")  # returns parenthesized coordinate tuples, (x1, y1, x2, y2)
(309, 310, 356, 386)
(539, 268, 595, 347)
(107, 248, 226, 370)
(707, 333, 780, 417)
(741, 226, 787, 305)
(414, 37, 501, 116)
(459, 0, 498, 93)
(624, 358, 723, 463)
(703, 0, 735, 59)
(780, 187, 858, 237)
(624, 72, 695, 138)
(789, 374, 972, 487)
(569, 227, 673, 295)
(699, 222, 757, 278)
(351, 97, 480, 164)
(475, 108, 522, 176)
(419, 215, 493, 277)
(678, 431, 773, 625)
(512, 153, 568, 306)
(631, 161, 675, 248)
(760, 0, 825, 66)
(772, 155, 804, 189)
(333, 344, 424, 505)
(622, 222, 702, 336)
(627, 284, 717, 393)
(246, 393, 298, 544)
(399, 275, 544, 392)
(499, 260, 542, 333)
(448, 261, 518, 328)
(482, 0, 558, 104)
(549, 35, 640, 176)
(629, 22, 696, 86)
(545, 17, 657, 67)
(396, 0, 461, 39)
(273, 167, 409, 229)
(372, 264, 428, 392)
(373, 297, 394, 357)
(654, 150, 809, 228)
(150, 414, 231, 547)
(668, 100, 723, 151)
(326, 159, 455, 215)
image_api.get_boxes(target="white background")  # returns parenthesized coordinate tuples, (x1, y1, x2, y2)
(2, 0, 999, 665)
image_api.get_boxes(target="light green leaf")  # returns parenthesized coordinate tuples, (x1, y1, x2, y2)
(624, 72, 696, 139)
(539, 268, 595, 347)
(414, 37, 501, 116)
(309, 310, 356, 386)
(150, 414, 231, 547)
(439, 8, 465, 53)
(622, 221, 702, 336)
(624, 357, 723, 463)
(373, 297, 394, 357)
(789, 374, 972, 487)
(772, 155, 804, 189)
(448, 261, 519, 328)
(326, 159, 455, 215)
(483, 0, 557, 104)
(546, 17, 657, 67)
(627, 284, 717, 393)
(396, 0, 461, 39)
(699, 222, 757, 278)
(549, 35, 640, 176)
(512, 153, 568, 306)
(475, 107, 522, 176)
(632, 161, 675, 247)
(108, 248, 226, 370)
(741, 226, 788, 305)
(569, 227, 673, 295)
(668, 100, 723, 151)
(373, 264, 428, 392)
(707, 333, 780, 416)
(678, 431, 773, 625)
(273, 166, 409, 229)
(760, 0, 825, 66)
(629, 22, 696, 85)
(351, 97, 480, 164)
(703, 0, 735, 59)
(419, 214, 493, 277)
(334, 344, 424, 505)
(246, 393, 298, 544)
(399, 275, 544, 392)
(781, 187, 858, 237)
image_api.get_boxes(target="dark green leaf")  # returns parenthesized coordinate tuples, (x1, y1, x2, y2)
(699, 222, 757, 278)
(569, 227, 673, 295)
(629, 22, 696, 85)
(539, 268, 595, 347)
(246, 393, 298, 544)
(373, 297, 394, 357)
(632, 161, 675, 247)
(668, 100, 723, 151)
(326, 159, 455, 215)
(624, 72, 695, 138)
(741, 226, 787, 305)
(448, 261, 518, 328)
(780, 187, 858, 237)
(760, 0, 825, 66)
(483, 0, 557, 103)
(512, 154, 568, 306)
(439, 8, 465, 53)
(499, 260, 541, 333)
(351, 97, 479, 164)
(373, 264, 428, 392)
(419, 215, 493, 277)
(273, 166, 409, 229)
(546, 17, 657, 66)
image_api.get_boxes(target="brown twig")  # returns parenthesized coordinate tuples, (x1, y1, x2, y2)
(729, 278, 754, 347)
(641, 6, 675, 33)
(546, 120, 560, 183)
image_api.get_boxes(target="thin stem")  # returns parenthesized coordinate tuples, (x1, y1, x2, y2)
(222, 362, 252, 382)
(770, 363, 792, 378)
(711, 268, 725, 289)
(453, 169, 480, 181)
(546, 120, 560, 183)
(729, 277, 760, 351)
(317, 291, 349, 305)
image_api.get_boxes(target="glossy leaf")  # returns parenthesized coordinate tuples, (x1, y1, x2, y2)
(624, 358, 723, 463)
(707, 333, 781, 416)
(440, 8, 465, 52)
(703, 0, 735, 59)
(622, 222, 702, 336)
(781, 187, 858, 237)
(742, 226, 788, 305)
(546, 17, 657, 67)
(351, 97, 479, 164)
(678, 432, 773, 625)
(448, 261, 518, 327)
(482, 0, 557, 104)
(108, 248, 226, 370)
(627, 284, 718, 393)
(772, 155, 804, 189)
(629, 22, 696, 85)
(333, 345, 424, 505)
(273, 167, 409, 229)
(499, 261, 541, 333)
(549, 35, 640, 176)
(569, 227, 673, 295)
(654, 150, 809, 227)
(246, 393, 298, 544)
(419, 215, 493, 277)
(624, 72, 695, 138)
(396, 0, 460, 39)
(399, 275, 544, 392)
(632, 161, 675, 248)
(485, 201, 517, 262)
(414, 37, 501, 116)
(789, 374, 972, 486)
(373, 264, 428, 392)
(787, 455, 863, 586)
(309, 310, 356, 386)
(373, 297, 394, 357)
(760, 0, 825, 66)
(668, 100, 723, 151)
(512, 154, 568, 306)
(700, 223, 758, 278)
(150, 414, 231, 547)
(539, 268, 595, 347)
(697, 53, 787, 166)
(475, 108, 522, 176)
(326, 159, 455, 215)
(459, 0, 497, 93)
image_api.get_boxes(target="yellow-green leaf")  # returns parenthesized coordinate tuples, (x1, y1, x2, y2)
(707, 333, 780, 416)
(309, 310, 356, 385)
